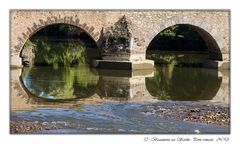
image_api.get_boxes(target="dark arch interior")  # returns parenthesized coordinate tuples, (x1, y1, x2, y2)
(19, 24, 101, 100)
(149, 24, 208, 51)
(145, 67, 222, 101)
(146, 24, 222, 67)
(145, 24, 223, 101)
(20, 23, 100, 67)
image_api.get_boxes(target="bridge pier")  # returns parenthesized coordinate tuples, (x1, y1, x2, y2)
(91, 15, 154, 70)
(91, 59, 154, 70)
(10, 10, 230, 70)
(93, 68, 155, 101)
(203, 60, 229, 70)
(11, 55, 23, 68)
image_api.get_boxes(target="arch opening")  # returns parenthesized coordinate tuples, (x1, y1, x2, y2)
(146, 24, 222, 68)
(20, 23, 101, 67)
(145, 24, 223, 101)
(19, 23, 101, 100)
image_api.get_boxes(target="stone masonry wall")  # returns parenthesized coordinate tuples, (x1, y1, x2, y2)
(10, 10, 230, 67)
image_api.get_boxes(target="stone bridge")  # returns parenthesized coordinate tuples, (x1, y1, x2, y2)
(10, 10, 230, 69)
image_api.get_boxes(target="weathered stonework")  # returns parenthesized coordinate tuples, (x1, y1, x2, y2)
(11, 68, 158, 110)
(11, 66, 229, 110)
(10, 10, 230, 69)
(20, 42, 36, 66)
(101, 15, 132, 61)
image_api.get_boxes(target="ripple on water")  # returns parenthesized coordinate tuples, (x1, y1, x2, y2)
(11, 102, 229, 134)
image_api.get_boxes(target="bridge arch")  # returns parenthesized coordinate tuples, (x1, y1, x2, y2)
(146, 22, 223, 61)
(14, 16, 101, 64)
(11, 10, 229, 69)
(18, 18, 102, 66)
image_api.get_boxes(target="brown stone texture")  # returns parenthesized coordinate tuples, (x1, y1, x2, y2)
(101, 16, 132, 61)
(10, 10, 230, 67)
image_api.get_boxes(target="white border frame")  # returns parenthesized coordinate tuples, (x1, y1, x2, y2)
(1, 0, 239, 144)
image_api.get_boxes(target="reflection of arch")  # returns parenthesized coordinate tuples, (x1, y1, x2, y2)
(169, 68, 222, 101)
(146, 23, 223, 61)
(19, 76, 101, 103)
(17, 17, 101, 59)
(12, 75, 103, 109)
(19, 68, 156, 103)
(145, 67, 223, 101)
(20, 66, 100, 101)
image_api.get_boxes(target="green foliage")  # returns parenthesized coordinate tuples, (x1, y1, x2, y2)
(25, 39, 35, 48)
(148, 24, 208, 52)
(146, 51, 177, 65)
(146, 50, 208, 65)
(34, 24, 82, 37)
(146, 65, 222, 101)
(159, 24, 202, 40)
(159, 25, 178, 38)
(145, 66, 173, 100)
(32, 38, 88, 67)
(21, 24, 101, 100)
(21, 66, 99, 100)
(26, 23, 101, 67)
(59, 24, 80, 35)
(159, 55, 177, 64)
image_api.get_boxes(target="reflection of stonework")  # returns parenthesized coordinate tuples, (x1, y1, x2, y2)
(11, 67, 229, 111)
(212, 70, 229, 104)
(129, 77, 155, 102)
(11, 68, 103, 110)
(11, 68, 156, 111)
(97, 77, 131, 101)
(11, 68, 33, 110)
(95, 69, 156, 102)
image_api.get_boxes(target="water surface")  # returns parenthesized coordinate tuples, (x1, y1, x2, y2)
(12, 50, 230, 134)
(21, 65, 226, 102)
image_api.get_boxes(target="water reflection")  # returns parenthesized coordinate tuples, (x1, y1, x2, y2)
(94, 69, 154, 101)
(97, 77, 131, 101)
(21, 66, 99, 100)
(21, 66, 155, 102)
(146, 65, 223, 101)
(21, 65, 227, 102)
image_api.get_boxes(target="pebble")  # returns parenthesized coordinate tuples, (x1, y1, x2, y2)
(141, 103, 229, 126)
(194, 129, 200, 134)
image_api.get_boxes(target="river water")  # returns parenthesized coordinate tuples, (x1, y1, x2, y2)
(10, 37, 230, 134)
(11, 64, 230, 134)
